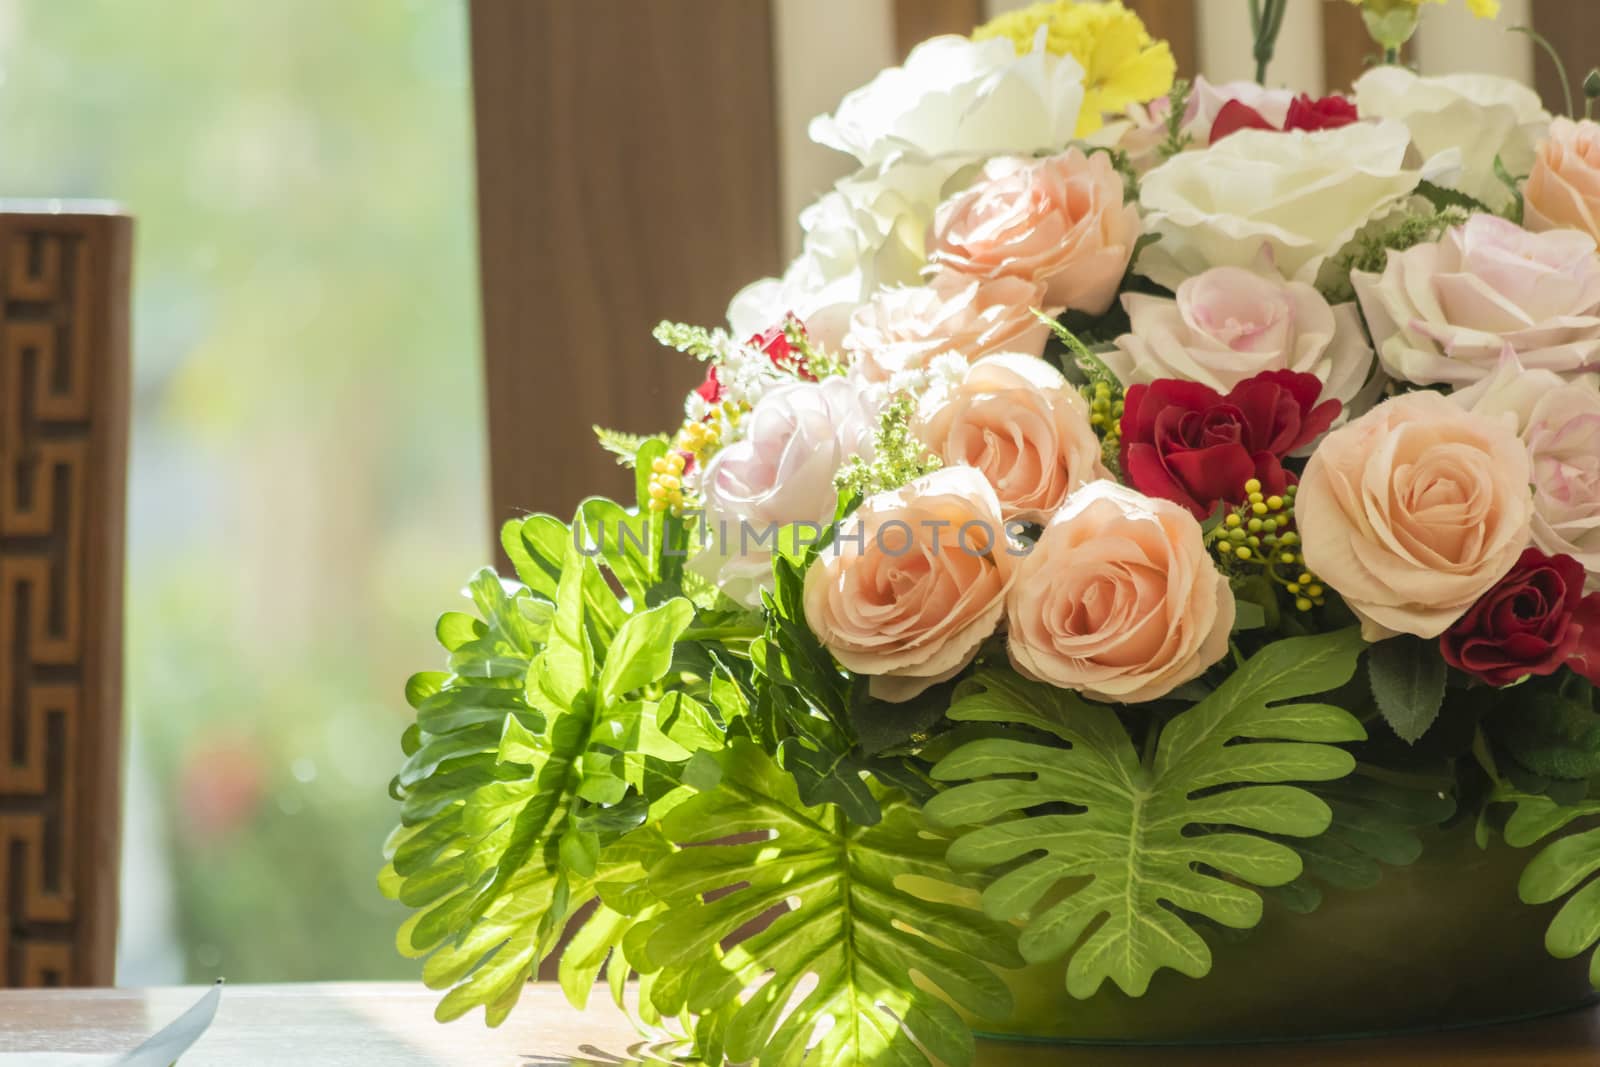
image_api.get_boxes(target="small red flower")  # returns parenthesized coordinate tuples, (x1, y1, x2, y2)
(694, 365, 724, 405)
(747, 315, 815, 381)
(1210, 94, 1359, 144)
(1119, 371, 1340, 520)
(1441, 548, 1591, 687)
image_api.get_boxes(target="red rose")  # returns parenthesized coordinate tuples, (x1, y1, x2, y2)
(1284, 93, 1358, 133)
(1210, 94, 1358, 144)
(1571, 593, 1600, 685)
(1209, 100, 1276, 142)
(1119, 370, 1340, 520)
(1441, 548, 1592, 687)
(747, 316, 815, 381)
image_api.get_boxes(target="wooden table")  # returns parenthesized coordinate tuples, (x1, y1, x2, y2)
(2, 983, 1599, 1065)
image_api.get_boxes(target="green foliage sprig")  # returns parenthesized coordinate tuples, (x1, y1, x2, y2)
(1318, 206, 1467, 304)
(592, 426, 667, 468)
(651, 319, 726, 362)
(833, 392, 942, 500)
(1159, 76, 1193, 159)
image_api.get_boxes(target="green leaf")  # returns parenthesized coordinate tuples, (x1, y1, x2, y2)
(1494, 154, 1525, 224)
(1276, 771, 1456, 909)
(597, 598, 694, 706)
(1368, 635, 1447, 744)
(927, 630, 1367, 999)
(1415, 179, 1493, 215)
(1501, 698, 1600, 781)
(1232, 599, 1267, 633)
(634, 739, 1020, 1067)
(1504, 792, 1600, 987)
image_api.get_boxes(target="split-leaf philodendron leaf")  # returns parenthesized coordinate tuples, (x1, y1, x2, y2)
(630, 738, 1023, 1067)
(926, 628, 1367, 998)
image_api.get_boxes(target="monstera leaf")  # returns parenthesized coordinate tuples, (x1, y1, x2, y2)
(1504, 793, 1600, 987)
(926, 629, 1367, 998)
(629, 739, 1022, 1067)
(1272, 771, 1457, 912)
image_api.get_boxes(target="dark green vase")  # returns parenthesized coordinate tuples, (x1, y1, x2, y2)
(970, 820, 1593, 1043)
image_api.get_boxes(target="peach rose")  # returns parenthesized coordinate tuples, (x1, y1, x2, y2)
(928, 148, 1139, 315)
(1297, 390, 1534, 641)
(1107, 266, 1375, 415)
(1353, 213, 1600, 387)
(803, 466, 1016, 702)
(1526, 118, 1600, 244)
(1006, 481, 1234, 704)
(914, 354, 1108, 523)
(842, 273, 1057, 384)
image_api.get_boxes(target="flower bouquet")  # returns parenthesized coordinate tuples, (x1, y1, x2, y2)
(383, 0, 1600, 1060)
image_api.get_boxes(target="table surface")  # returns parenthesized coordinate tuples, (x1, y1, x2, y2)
(2, 983, 1599, 1065)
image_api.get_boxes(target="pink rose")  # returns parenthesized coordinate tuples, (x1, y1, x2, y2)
(1297, 390, 1534, 640)
(1353, 213, 1600, 387)
(1356, 214, 1600, 388)
(691, 378, 874, 607)
(842, 273, 1056, 384)
(928, 147, 1139, 315)
(803, 466, 1015, 702)
(914, 353, 1109, 523)
(1107, 266, 1375, 415)
(1526, 117, 1600, 244)
(1524, 380, 1600, 588)
(1006, 481, 1235, 704)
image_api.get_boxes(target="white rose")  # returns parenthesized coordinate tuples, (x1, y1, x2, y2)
(808, 35, 1085, 167)
(1136, 120, 1422, 289)
(691, 377, 875, 607)
(1354, 68, 1549, 211)
(728, 153, 981, 347)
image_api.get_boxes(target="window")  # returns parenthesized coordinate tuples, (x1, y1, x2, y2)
(0, 0, 485, 981)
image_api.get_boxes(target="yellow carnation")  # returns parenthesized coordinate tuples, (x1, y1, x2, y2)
(973, 1, 1175, 136)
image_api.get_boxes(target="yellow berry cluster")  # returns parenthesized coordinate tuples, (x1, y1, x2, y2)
(1206, 480, 1327, 612)
(1085, 380, 1124, 432)
(649, 403, 742, 514)
(646, 450, 686, 513)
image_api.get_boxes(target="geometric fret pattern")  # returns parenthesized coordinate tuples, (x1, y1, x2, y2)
(0, 210, 131, 987)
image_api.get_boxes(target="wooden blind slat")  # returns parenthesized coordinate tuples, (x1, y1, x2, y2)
(1131, 0, 1198, 79)
(1531, 0, 1600, 115)
(894, 0, 983, 60)
(470, 0, 782, 546)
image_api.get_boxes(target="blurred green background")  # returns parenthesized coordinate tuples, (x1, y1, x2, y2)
(0, 0, 486, 980)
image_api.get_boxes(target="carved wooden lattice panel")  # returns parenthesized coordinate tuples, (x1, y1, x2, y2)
(0, 212, 130, 988)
